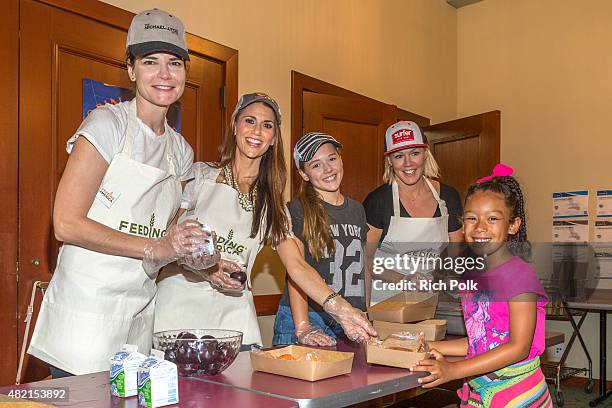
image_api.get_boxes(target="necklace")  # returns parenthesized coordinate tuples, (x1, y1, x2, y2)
(401, 179, 427, 203)
(223, 164, 257, 212)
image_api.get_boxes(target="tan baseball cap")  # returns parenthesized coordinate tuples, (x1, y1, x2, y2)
(126, 9, 189, 60)
(231, 93, 282, 125)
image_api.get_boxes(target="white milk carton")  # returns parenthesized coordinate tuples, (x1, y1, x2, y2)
(109, 344, 147, 397)
(138, 349, 179, 408)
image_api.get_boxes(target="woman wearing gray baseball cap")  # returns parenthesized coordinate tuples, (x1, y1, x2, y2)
(28, 9, 216, 377)
(154, 93, 376, 359)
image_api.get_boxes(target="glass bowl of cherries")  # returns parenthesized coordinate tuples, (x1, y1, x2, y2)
(153, 329, 243, 376)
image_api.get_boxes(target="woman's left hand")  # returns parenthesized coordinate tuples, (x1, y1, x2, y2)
(410, 349, 458, 388)
(178, 231, 221, 271)
(202, 259, 245, 292)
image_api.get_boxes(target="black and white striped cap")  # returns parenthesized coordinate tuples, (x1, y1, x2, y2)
(293, 132, 343, 168)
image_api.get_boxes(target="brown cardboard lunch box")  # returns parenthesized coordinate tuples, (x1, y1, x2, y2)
(250, 345, 354, 381)
(373, 319, 447, 341)
(368, 292, 439, 323)
(366, 334, 430, 369)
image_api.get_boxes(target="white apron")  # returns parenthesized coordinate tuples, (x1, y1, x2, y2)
(28, 100, 182, 375)
(370, 177, 449, 305)
(155, 165, 263, 345)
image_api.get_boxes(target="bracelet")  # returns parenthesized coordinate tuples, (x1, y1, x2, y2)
(322, 292, 339, 306)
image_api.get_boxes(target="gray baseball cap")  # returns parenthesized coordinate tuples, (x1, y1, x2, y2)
(293, 132, 343, 168)
(127, 9, 189, 60)
(231, 93, 282, 125)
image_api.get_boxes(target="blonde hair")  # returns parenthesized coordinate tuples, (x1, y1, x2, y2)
(383, 147, 440, 184)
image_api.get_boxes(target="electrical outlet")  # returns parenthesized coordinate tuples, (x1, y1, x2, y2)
(552, 343, 565, 359)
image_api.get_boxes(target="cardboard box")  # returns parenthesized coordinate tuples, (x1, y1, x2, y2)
(368, 292, 439, 323)
(250, 345, 354, 382)
(366, 335, 430, 369)
(373, 319, 447, 341)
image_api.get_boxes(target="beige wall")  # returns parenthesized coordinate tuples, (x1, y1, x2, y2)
(104, 0, 457, 126)
(457, 0, 612, 242)
(102, 0, 459, 303)
(457, 0, 612, 380)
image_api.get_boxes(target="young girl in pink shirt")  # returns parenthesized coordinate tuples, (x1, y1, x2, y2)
(411, 165, 552, 407)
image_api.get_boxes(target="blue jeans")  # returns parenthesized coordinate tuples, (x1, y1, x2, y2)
(50, 366, 73, 378)
(272, 304, 344, 345)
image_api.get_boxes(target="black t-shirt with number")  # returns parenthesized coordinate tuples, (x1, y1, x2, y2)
(362, 182, 463, 243)
(278, 197, 368, 314)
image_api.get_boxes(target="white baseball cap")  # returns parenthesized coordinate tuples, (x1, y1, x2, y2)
(384, 121, 428, 154)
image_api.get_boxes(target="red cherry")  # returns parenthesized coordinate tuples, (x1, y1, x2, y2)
(229, 271, 247, 284)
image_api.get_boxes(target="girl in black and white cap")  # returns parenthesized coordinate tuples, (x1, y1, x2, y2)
(155, 96, 376, 357)
(28, 9, 215, 377)
(272, 132, 370, 346)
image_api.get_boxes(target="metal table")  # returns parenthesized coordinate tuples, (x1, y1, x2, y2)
(191, 339, 426, 408)
(0, 371, 297, 407)
(0, 340, 428, 408)
(567, 289, 612, 407)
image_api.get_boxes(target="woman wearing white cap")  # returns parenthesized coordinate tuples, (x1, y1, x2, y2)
(272, 132, 369, 347)
(155, 95, 376, 361)
(28, 9, 215, 377)
(363, 121, 463, 306)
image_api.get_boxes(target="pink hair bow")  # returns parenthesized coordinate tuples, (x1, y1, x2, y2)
(477, 163, 514, 183)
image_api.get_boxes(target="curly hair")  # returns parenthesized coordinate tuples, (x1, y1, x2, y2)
(465, 176, 531, 261)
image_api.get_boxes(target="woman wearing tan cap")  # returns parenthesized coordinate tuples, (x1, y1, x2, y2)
(28, 9, 215, 377)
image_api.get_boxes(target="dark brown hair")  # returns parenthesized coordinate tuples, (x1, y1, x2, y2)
(216, 103, 289, 246)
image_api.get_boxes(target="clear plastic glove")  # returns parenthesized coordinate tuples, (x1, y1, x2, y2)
(323, 296, 377, 343)
(142, 220, 207, 278)
(200, 259, 245, 293)
(295, 321, 336, 347)
(178, 230, 221, 271)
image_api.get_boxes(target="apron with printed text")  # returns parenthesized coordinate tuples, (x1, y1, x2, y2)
(155, 166, 264, 345)
(370, 177, 449, 305)
(28, 100, 182, 374)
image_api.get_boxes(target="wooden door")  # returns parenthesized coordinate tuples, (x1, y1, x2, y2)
(300, 92, 396, 202)
(424, 111, 501, 201)
(11, 0, 237, 384)
(0, 0, 19, 388)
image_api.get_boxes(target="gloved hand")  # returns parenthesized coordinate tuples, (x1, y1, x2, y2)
(295, 321, 336, 347)
(200, 259, 245, 293)
(142, 220, 207, 278)
(178, 231, 221, 271)
(323, 295, 377, 343)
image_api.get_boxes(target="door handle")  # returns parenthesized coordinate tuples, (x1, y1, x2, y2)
(31, 258, 40, 266)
